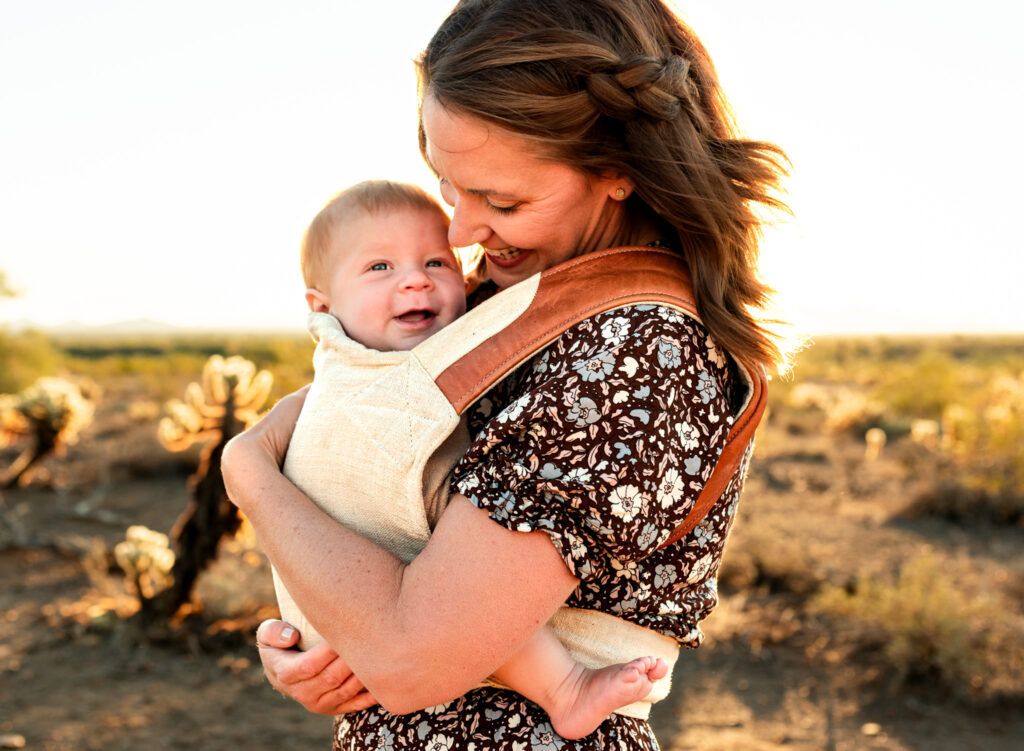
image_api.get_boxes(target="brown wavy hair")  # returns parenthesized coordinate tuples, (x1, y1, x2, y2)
(417, 0, 791, 372)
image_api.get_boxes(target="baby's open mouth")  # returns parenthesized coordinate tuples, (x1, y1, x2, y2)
(396, 310, 436, 323)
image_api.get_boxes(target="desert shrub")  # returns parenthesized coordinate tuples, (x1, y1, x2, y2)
(868, 349, 962, 420)
(787, 348, 962, 435)
(777, 337, 1024, 442)
(783, 381, 886, 435)
(61, 334, 313, 403)
(718, 531, 822, 597)
(906, 370, 1024, 525)
(907, 483, 1023, 528)
(0, 328, 63, 394)
(785, 336, 927, 387)
(811, 552, 1015, 700)
(942, 373, 1024, 495)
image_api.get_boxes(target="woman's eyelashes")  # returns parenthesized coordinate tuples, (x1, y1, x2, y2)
(438, 176, 520, 215)
(487, 201, 519, 215)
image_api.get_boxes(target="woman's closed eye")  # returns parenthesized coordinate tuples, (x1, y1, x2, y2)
(439, 176, 520, 215)
(486, 201, 520, 215)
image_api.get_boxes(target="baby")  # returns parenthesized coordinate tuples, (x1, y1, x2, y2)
(282, 179, 666, 739)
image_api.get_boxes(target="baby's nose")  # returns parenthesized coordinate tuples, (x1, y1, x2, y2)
(400, 268, 433, 290)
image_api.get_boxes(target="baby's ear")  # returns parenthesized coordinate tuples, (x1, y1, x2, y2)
(305, 288, 331, 313)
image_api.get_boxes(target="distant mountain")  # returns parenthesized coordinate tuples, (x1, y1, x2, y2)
(43, 318, 181, 336)
(6, 317, 303, 338)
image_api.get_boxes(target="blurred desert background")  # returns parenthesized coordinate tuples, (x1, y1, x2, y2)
(2, 0, 1023, 749)
(1, 324, 1022, 751)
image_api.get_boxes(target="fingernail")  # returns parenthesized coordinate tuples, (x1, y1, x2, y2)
(281, 627, 294, 640)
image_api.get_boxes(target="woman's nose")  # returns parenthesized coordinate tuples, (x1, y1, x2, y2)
(447, 200, 492, 248)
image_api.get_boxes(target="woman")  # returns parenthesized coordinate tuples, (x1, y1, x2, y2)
(223, 0, 789, 748)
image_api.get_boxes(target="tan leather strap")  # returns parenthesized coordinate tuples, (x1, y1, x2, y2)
(434, 246, 767, 546)
(657, 361, 766, 547)
(436, 247, 698, 412)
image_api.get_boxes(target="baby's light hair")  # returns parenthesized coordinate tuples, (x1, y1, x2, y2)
(300, 180, 451, 290)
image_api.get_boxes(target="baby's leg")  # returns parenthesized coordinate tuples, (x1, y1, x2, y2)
(492, 626, 667, 740)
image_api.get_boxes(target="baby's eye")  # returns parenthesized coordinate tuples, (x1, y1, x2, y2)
(425, 260, 443, 268)
(370, 262, 389, 271)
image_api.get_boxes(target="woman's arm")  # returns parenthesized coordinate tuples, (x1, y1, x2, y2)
(223, 389, 579, 715)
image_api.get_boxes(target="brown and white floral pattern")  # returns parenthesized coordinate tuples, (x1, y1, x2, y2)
(334, 688, 660, 751)
(334, 305, 750, 751)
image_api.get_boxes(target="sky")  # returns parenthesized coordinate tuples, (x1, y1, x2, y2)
(1, 0, 1022, 336)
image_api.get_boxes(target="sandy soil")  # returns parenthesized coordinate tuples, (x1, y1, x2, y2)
(1, 380, 1021, 750)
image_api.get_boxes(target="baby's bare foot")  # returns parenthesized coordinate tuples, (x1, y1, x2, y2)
(546, 657, 667, 740)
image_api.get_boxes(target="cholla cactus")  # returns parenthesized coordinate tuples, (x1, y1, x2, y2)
(787, 382, 885, 433)
(136, 355, 272, 625)
(115, 525, 176, 599)
(863, 427, 887, 461)
(0, 376, 97, 489)
(940, 371, 1024, 503)
(158, 355, 272, 451)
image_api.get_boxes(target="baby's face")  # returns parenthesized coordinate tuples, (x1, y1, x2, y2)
(316, 207, 466, 351)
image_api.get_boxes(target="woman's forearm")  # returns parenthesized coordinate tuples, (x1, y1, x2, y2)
(224, 434, 578, 713)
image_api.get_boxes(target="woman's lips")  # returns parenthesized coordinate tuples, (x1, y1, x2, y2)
(485, 246, 529, 268)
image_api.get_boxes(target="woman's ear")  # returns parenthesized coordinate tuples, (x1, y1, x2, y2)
(595, 171, 634, 201)
(611, 177, 635, 201)
(305, 288, 331, 313)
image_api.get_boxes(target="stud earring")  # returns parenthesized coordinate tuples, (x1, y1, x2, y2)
(614, 187, 626, 200)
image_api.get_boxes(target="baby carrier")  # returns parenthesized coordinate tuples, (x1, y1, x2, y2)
(275, 245, 767, 719)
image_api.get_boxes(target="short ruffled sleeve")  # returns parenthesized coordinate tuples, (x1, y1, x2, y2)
(451, 305, 735, 581)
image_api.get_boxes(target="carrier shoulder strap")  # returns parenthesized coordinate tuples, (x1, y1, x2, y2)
(435, 246, 767, 546)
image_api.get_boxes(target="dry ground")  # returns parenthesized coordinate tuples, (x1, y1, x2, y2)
(1, 375, 1022, 750)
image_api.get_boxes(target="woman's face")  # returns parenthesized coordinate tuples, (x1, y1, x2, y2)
(421, 95, 629, 289)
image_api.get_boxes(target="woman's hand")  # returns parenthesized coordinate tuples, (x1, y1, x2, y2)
(255, 620, 378, 716)
(223, 385, 309, 514)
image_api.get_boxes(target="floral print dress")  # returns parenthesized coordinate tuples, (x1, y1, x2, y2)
(333, 305, 749, 751)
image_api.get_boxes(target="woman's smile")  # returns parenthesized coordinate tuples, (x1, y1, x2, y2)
(421, 94, 629, 289)
(484, 246, 528, 265)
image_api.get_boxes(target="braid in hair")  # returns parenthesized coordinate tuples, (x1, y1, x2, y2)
(418, 0, 791, 373)
(586, 55, 691, 123)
